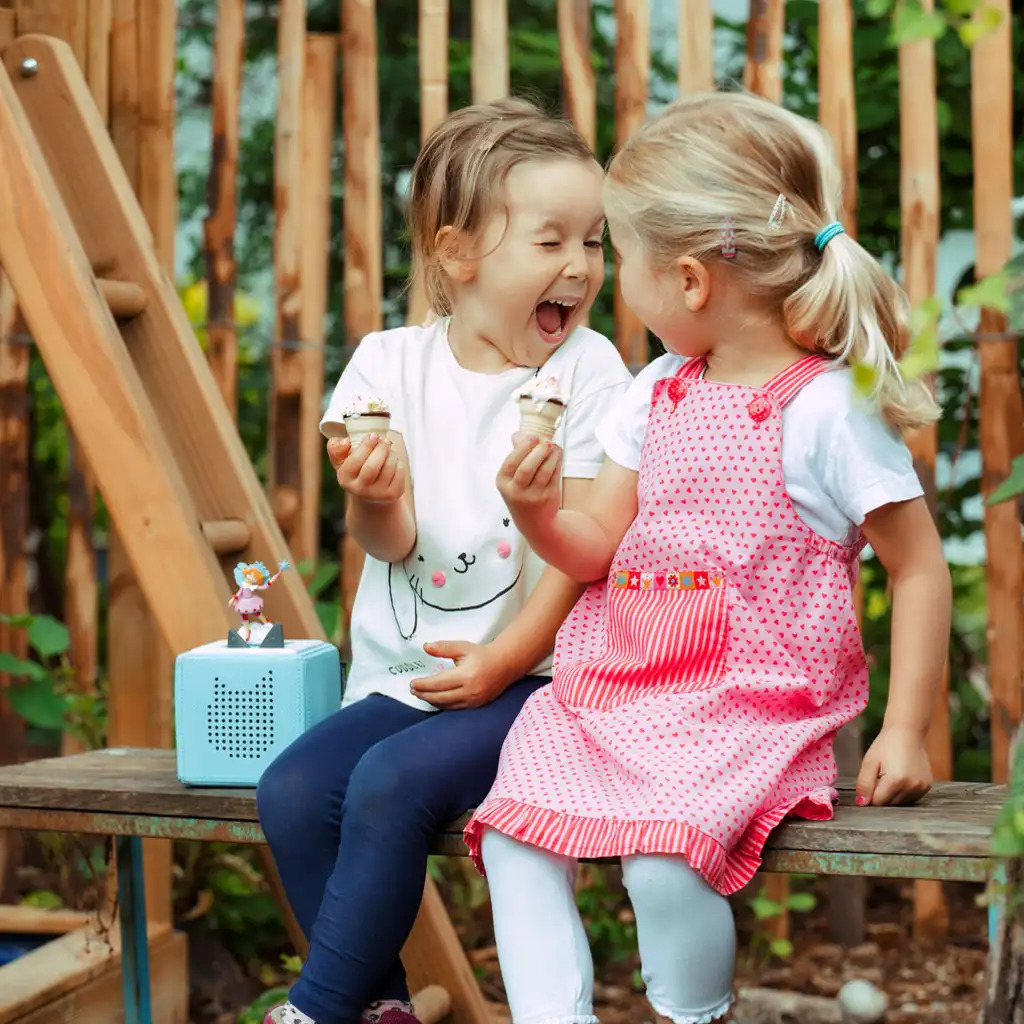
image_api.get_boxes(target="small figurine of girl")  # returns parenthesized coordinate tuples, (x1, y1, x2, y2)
(230, 560, 290, 641)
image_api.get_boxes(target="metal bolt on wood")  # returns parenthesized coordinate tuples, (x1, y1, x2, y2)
(19, 57, 39, 78)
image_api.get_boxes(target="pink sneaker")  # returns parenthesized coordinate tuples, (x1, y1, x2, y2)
(363, 1002, 420, 1024)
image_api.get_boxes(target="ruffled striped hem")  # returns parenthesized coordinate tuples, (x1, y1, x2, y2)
(464, 789, 836, 896)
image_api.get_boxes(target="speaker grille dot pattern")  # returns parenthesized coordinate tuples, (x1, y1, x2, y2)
(206, 672, 275, 759)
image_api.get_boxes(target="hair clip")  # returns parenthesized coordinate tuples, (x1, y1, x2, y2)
(720, 217, 736, 258)
(768, 193, 788, 229)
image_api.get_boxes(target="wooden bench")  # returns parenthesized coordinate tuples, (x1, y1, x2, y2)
(0, 748, 1006, 1024)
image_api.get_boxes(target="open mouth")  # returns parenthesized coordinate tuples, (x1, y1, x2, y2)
(534, 298, 579, 345)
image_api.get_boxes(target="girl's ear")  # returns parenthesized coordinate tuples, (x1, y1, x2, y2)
(675, 256, 711, 313)
(435, 226, 476, 285)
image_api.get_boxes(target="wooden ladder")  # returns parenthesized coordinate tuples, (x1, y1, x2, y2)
(0, 34, 489, 1024)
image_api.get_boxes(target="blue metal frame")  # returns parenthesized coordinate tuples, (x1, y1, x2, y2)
(116, 835, 153, 1024)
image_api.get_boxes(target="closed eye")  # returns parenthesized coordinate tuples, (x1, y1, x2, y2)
(538, 241, 561, 249)
(585, 240, 603, 249)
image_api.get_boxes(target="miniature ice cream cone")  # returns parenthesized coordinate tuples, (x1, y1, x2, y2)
(321, 395, 391, 445)
(516, 376, 566, 441)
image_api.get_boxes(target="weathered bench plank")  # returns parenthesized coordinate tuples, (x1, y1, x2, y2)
(0, 748, 1003, 882)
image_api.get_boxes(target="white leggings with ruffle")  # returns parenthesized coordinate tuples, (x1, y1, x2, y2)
(480, 829, 736, 1024)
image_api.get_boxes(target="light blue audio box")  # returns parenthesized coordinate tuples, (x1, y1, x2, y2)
(174, 638, 342, 786)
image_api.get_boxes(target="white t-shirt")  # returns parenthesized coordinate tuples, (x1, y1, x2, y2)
(598, 354, 923, 545)
(323, 319, 633, 710)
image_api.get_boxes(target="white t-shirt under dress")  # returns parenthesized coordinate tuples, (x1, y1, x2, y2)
(322, 320, 633, 711)
(598, 353, 924, 545)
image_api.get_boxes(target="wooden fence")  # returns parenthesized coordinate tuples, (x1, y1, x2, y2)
(0, 0, 1021, 951)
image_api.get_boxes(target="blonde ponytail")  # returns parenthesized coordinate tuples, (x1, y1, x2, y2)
(783, 231, 939, 430)
(604, 91, 940, 431)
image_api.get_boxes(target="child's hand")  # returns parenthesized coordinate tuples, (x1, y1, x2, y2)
(409, 641, 513, 710)
(855, 725, 933, 807)
(497, 437, 561, 528)
(327, 434, 405, 504)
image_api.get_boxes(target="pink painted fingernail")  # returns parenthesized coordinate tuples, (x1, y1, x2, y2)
(856, 796, 867, 806)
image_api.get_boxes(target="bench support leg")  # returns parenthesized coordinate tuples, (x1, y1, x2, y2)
(116, 835, 153, 1024)
(990, 863, 1005, 947)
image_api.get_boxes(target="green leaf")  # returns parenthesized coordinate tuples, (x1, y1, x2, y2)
(750, 895, 783, 920)
(866, 0, 894, 15)
(769, 937, 795, 958)
(28, 615, 70, 658)
(6, 677, 68, 730)
(0, 613, 34, 628)
(957, 271, 1010, 314)
(891, 1, 949, 44)
(0, 652, 47, 680)
(944, 0, 981, 14)
(958, 5, 1003, 46)
(238, 987, 290, 1024)
(306, 561, 340, 600)
(20, 890, 64, 909)
(785, 891, 817, 912)
(851, 361, 878, 398)
(986, 455, 1024, 505)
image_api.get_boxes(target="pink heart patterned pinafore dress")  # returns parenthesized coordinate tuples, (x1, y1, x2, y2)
(465, 355, 869, 894)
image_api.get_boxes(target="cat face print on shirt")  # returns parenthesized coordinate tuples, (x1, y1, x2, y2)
(387, 518, 522, 640)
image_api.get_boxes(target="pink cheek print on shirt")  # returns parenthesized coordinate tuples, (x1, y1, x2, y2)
(497, 541, 512, 559)
(432, 571, 446, 588)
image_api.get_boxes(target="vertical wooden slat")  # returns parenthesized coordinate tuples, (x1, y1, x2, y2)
(0, 7, 15, 49)
(973, 0, 1024, 786)
(613, 0, 649, 367)
(107, 0, 175, 929)
(269, 0, 306, 553)
(204, 0, 244, 418)
(898, 0, 950, 941)
(419, 0, 447, 140)
(63, 0, 106, 759)
(678, 0, 713, 94)
(297, 32, 337, 572)
(340, 0, 382, 628)
(470, 0, 507, 103)
(818, 0, 864, 948)
(108, 0, 139, 187)
(0, 272, 28, 900)
(85, 0, 110, 117)
(557, 0, 595, 150)
(743, 0, 784, 103)
(13, 0, 74, 48)
(406, 0, 448, 327)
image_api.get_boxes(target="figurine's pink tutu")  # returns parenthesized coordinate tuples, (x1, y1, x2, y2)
(233, 590, 264, 617)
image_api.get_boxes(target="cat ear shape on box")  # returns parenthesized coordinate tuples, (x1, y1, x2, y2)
(227, 623, 285, 648)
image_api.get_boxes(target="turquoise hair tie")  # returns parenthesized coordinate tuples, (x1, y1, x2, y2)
(814, 222, 845, 252)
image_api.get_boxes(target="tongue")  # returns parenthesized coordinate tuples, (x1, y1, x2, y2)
(536, 301, 562, 336)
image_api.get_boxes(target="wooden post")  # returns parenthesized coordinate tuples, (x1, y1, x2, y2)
(613, 0, 649, 367)
(64, 0, 106, 758)
(678, 0, 713, 94)
(340, 0, 382, 628)
(109, 0, 139, 188)
(0, 270, 27, 901)
(898, 0, 950, 941)
(85, 0, 110, 117)
(297, 32, 337, 574)
(743, 0, 784, 103)
(0, 7, 15, 50)
(972, 0, 1024, 786)
(470, 0, 507, 103)
(557, 0, 595, 150)
(269, 0, 306, 558)
(203, 0, 244, 418)
(818, 0, 864, 949)
(406, 0, 448, 326)
(107, 0, 176, 930)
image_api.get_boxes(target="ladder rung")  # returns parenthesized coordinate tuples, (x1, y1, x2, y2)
(200, 518, 251, 556)
(97, 277, 146, 319)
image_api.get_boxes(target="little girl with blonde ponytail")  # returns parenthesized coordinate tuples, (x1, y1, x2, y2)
(464, 91, 951, 1024)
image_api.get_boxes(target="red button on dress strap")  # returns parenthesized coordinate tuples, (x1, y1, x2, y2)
(667, 377, 687, 409)
(746, 395, 771, 424)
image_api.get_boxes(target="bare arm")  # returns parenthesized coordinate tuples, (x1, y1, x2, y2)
(496, 439, 639, 582)
(329, 432, 417, 564)
(856, 496, 951, 805)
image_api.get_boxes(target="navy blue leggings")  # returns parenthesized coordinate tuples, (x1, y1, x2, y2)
(256, 678, 546, 1024)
